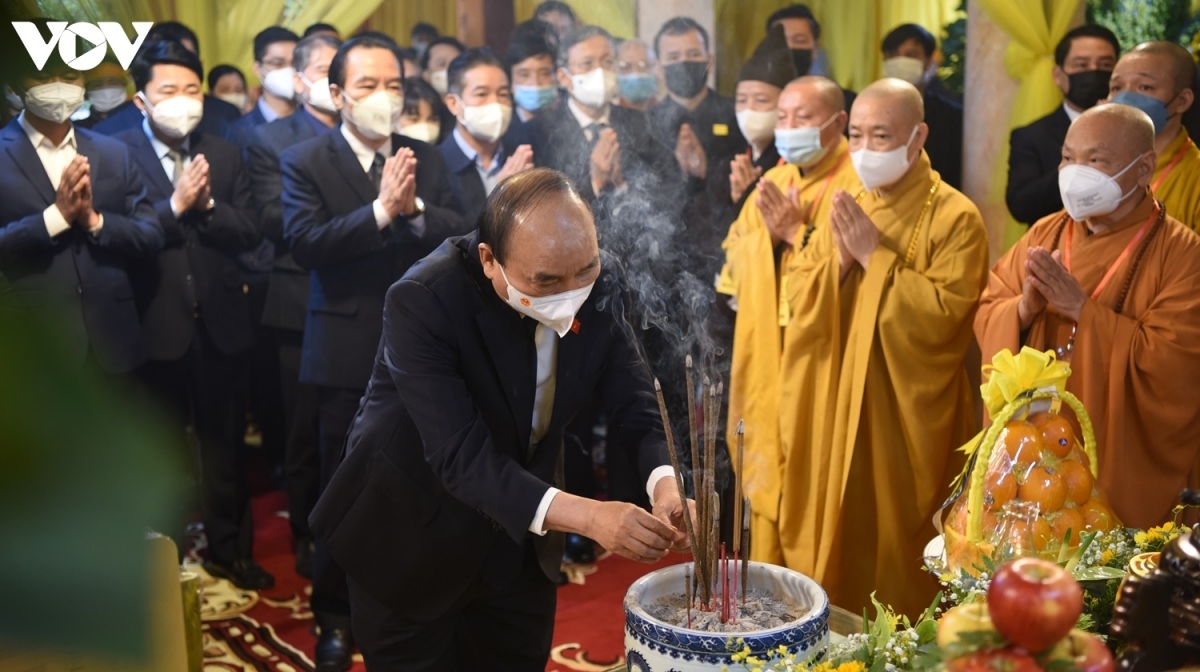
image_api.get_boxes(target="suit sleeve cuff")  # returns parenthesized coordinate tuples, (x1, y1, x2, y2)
(646, 465, 676, 506)
(44, 204, 70, 237)
(373, 199, 391, 230)
(405, 213, 427, 238)
(528, 487, 560, 536)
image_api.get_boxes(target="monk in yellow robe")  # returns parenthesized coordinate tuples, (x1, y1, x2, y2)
(1108, 41, 1200, 230)
(718, 76, 861, 565)
(976, 104, 1200, 530)
(775, 79, 988, 617)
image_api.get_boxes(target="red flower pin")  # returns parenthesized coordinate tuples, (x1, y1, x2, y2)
(570, 319, 581, 334)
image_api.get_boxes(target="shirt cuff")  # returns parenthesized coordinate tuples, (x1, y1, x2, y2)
(44, 204, 70, 237)
(646, 465, 677, 506)
(170, 198, 182, 217)
(405, 213, 427, 238)
(528, 487, 560, 536)
(372, 198, 391, 230)
(88, 213, 104, 237)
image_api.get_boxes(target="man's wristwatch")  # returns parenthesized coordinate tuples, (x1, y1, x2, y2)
(200, 197, 215, 213)
(404, 196, 425, 218)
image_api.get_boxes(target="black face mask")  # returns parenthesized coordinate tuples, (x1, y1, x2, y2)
(1065, 69, 1111, 110)
(663, 61, 709, 98)
(790, 49, 813, 77)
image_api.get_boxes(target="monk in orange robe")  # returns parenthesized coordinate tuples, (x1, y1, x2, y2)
(1108, 41, 1200, 231)
(777, 79, 988, 618)
(976, 103, 1200, 530)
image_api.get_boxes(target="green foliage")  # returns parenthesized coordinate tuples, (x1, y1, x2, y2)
(1087, 0, 1194, 47)
(938, 0, 968, 97)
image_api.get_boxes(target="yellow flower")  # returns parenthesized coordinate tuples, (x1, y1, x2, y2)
(1134, 531, 1149, 546)
(777, 645, 791, 657)
(1099, 549, 1115, 565)
(1160, 522, 1176, 533)
(836, 662, 867, 672)
(810, 662, 834, 672)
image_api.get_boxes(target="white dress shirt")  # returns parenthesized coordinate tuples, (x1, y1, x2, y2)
(1063, 101, 1082, 123)
(526, 317, 675, 536)
(339, 123, 426, 237)
(141, 118, 191, 216)
(18, 111, 103, 237)
(567, 97, 612, 141)
(257, 96, 283, 124)
(452, 127, 506, 197)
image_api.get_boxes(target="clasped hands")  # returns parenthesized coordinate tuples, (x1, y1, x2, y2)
(1018, 247, 1087, 330)
(590, 128, 624, 194)
(171, 153, 212, 215)
(379, 148, 420, 219)
(831, 190, 878, 275)
(55, 155, 101, 232)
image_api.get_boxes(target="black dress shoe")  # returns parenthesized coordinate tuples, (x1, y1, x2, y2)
(315, 628, 353, 672)
(563, 533, 596, 564)
(295, 539, 314, 579)
(204, 558, 276, 590)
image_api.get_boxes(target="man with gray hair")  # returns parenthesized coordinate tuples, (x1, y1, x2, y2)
(531, 24, 678, 210)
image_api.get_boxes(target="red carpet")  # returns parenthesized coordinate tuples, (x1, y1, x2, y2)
(200, 490, 677, 671)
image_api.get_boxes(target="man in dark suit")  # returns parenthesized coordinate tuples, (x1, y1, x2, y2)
(246, 30, 341, 580)
(880, 23, 964, 189)
(280, 34, 467, 670)
(0, 21, 161, 376)
(310, 168, 688, 669)
(533, 25, 680, 216)
(92, 22, 241, 138)
(439, 48, 536, 225)
(113, 39, 269, 589)
(225, 27, 301, 149)
(506, 19, 560, 143)
(1006, 25, 1120, 225)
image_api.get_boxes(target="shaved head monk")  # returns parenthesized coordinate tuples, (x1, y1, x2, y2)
(763, 78, 988, 618)
(1108, 41, 1200, 230)
(719, 75, 861, 551)
(976, 104, 1200, 530)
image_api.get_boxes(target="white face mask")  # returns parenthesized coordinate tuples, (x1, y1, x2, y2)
(569, 67, 617, 109)
(498, 264, 595, 337)
(882, 56, 927, 86)
(1058, 155, 1143, 221)
(398, 120, 441, 144)
(5, 85, 24, 111)
(299, 73, 336, 114)
(429, 69, 449, 96)
(341, 89, 402, 141)
(262, 66, 296, 100)
(851, 125, 920, 191)
(736, 108, 777, 149)
(216, 92, 247, 111)
(457, 100, 512, 144)
(23, 82, 86, 123)
(140, 92, 204, 139)
(87, 85, 127, 113)
(774, 112, 839, 167)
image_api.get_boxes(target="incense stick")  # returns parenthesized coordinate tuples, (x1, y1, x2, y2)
(653, 379, 698, 583)
(741, 496, 750, 603)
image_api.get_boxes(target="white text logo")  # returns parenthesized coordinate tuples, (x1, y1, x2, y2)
(12, 21, 153, 71)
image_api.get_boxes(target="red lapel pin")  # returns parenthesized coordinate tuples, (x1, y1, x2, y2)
(570, 319, 581, 334)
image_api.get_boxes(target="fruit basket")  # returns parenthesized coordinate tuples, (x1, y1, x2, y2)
(940, 348, 1121, 576)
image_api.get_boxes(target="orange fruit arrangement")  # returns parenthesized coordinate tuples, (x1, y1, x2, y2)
(943, 411, 1120, 575)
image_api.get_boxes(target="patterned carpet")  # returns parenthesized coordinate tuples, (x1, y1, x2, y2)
(194, 490, 677, 671)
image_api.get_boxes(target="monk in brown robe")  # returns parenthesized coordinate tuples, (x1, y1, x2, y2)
(976, 104, 1200, 530)
(777, 79, 988, 617)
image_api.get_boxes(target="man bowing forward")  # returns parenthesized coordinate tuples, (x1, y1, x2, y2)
(310, 168, 689, 669)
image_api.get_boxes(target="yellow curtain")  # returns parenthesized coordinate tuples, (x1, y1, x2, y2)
(362, 0, 457, 43)
(513, 0, 637, 39)
(975, 0, 1081, 247)
(714, 0, 962, 94)
(285, 0, 390, 41)
(35, 0, 172, 24)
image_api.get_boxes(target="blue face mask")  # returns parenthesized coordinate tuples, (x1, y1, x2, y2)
(1109, 91, 1171, 135)
(513, 84, 556, 112)
(618, 73, 657, 103)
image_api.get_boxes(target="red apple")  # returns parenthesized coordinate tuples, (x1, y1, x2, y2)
(987, 557, 1083, 654)
(937, 602, 998, 649)
(947, 647, 1041, 672)
(1049, 629, 1115, 672)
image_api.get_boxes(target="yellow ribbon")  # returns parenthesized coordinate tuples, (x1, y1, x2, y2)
(979, 347, 1071, 418)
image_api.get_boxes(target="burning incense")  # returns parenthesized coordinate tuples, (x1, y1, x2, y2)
(733, 421, 744, 559)
(653, 379, 698, 586)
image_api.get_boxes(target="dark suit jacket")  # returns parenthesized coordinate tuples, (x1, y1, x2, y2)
(225, 105, 269, 150)
(92, 95, 241, 139)
(280, 128, 468, 390)
(924, 88, 963, 190)
(114, 127, 261, 360)
(0, 121, 161, 372)
(1007, 106, 1071, 225)
(247, 109, 331, 332)
(531, 103, 681, 209)
(310, 233, 670, 620)
(437, 131, 516, 226)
